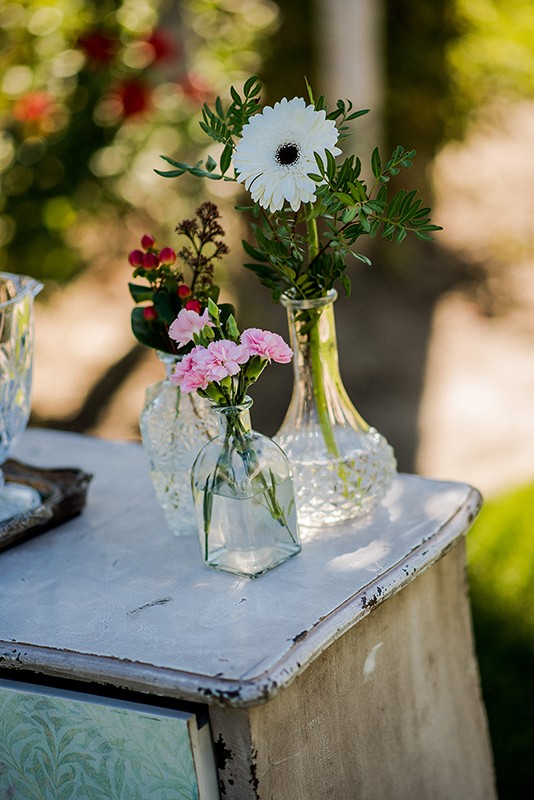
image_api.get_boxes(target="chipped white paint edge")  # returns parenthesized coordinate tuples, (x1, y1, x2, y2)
(0, 485, 481, 708)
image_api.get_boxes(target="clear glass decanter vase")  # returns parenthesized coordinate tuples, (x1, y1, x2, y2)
(191, 397, 301, 578)
(139, 351, 218, 536)
(275, 290, 397, 528)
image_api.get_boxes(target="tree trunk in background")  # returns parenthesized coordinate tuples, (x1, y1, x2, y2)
(315, 0, 385, 163)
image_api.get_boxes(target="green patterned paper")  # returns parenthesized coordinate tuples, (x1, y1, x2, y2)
(0, 681, 203, 799)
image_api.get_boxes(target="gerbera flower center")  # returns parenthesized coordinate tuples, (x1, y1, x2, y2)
(276, 142, 300, 166)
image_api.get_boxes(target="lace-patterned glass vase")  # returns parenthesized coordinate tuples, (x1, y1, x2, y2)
(275, 290, 396, 528)
(140, 352, 218, 536)
(0, 272, 43, 523)
(191, 397, 301, 578)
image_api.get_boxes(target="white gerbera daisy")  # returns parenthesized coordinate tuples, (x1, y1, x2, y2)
(232, 96, 341, 213)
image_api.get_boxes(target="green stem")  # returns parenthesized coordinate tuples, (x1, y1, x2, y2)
(304, 212, 342, 461)
(308, 316, 340, 459)
(306, 211, 320, 261)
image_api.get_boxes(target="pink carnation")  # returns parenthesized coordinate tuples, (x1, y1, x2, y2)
(201, 340, 249, 382)
(240, 328, 293, 363)
(168, 308, 213, 347)
(170, 347, 209, 393)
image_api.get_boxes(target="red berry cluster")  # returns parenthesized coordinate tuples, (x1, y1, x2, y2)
(128, 234, 201, 323)
(127, 203, 227, 354)
(128, 233, 176, 270)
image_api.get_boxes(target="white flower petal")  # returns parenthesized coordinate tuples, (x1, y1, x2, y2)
(233, 96, 340, 212)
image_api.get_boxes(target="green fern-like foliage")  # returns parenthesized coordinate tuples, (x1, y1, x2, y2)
(157, 77, 441, 302)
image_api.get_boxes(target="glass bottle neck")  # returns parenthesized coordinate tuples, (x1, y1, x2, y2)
(281, 291, 368, 431)
(283, 293, 345, 397)
(213, 399, 253, 439)
(156, 350, 181, 380)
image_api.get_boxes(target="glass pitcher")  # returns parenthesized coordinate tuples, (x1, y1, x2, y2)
(0, 272, 43, 522)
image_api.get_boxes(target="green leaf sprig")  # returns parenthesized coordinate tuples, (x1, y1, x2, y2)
(157, 77, 442, 302)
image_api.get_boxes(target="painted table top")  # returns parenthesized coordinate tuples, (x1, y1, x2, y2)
(0, 429, 481, 707)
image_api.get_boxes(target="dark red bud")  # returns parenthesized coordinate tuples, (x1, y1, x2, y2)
(159, 246, 176, 265)
(143, 306, 158, 321)
(141, 234, 156, 249)
(128, 249, 144, 268)
(143, 252, 159, 269)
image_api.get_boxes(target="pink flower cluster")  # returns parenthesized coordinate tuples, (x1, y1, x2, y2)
(240, 328, 293, 363)
(168, 308, 213, 348)
(168, 310, 293, 395)
(171, 340, 249, 393)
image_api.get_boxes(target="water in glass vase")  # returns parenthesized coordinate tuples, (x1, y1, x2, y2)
(191, 398, 301, 578)
(276, 290, 396, 528)
(193, 476, 299, 578)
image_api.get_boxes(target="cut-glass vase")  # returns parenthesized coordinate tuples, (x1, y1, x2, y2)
(191, 397, 301, 578)
(139, 351, 218, 536)
(0, 272, 43, 523)
(275, 290, 397, 528)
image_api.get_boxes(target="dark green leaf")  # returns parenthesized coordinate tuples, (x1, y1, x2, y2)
(349, 180, 367, 202)
(154, 168, 186, 178)
(128, 283, 153, 303)
(341, 207, 358, 223)
(369, 219, 381, 238)
(371, 147, 382, 178)
(352, 251, 372, 266)
(158, 154, 186, 168)
(313, 152, 326, 176)
(153, 290, 176, 324)
(220, 144, 233, 174)
(131, 308, 172, 352)
(205, 154, 217, 172)
(325, 149, 337, 180)
(334, 191, 354, 205)
(244, 75, 261, 95)
(242, 239, 269, 262)
(218, 302, 235, 325)
(347, 108, 370, 120)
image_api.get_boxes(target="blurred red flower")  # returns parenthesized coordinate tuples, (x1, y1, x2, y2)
(78, 31, 117, 64)
(145, 29, 179, 63)
(116, 80, 150, 117)
(13, 92, 58, 127)
(181, 74, 213, 105)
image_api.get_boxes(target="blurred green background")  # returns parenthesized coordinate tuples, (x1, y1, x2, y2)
(1, 2, 534, 796)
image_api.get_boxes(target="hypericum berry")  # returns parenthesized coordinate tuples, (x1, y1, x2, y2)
(128, 249, 144, 267)
(143, 305, 158, 321)
(141, 233, 156, 249)
(177, 284, 191, 298)
(143, 252, 159, 269)
(185, 298, 201, 313)
(159, 246, 176, 265)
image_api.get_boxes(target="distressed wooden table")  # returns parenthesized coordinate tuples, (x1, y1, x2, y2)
(0, 429, 496, 799)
